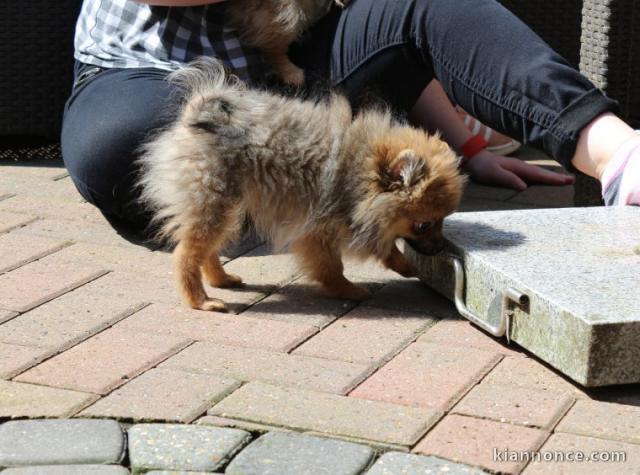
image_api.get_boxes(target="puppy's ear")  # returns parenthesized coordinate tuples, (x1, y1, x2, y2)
(379, 148, 427, 190)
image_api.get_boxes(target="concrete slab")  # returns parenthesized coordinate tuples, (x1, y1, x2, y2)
(406, 207, 640, 387)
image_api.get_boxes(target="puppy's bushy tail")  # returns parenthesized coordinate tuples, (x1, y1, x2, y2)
(169, 58, 248, 131)
(169, 57, 243, 99)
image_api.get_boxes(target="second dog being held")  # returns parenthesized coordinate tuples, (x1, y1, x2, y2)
(138, 59, 465, 312)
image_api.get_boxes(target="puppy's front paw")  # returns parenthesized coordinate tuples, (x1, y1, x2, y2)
(281, 66, 305, 86)
(335, 0, 350, 7)
(199, 298, 228, 312)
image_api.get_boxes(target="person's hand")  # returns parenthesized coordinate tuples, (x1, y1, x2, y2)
(462, 150, 575, 191)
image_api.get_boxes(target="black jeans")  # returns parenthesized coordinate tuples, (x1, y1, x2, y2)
(61, 0, 618, 234)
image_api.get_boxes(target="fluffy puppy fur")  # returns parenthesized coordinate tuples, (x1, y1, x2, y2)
(226, 0, 347, 85)
(138, 59, 465, 312)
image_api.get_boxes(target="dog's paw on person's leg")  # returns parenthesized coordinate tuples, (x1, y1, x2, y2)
(267, 50, 305, 86)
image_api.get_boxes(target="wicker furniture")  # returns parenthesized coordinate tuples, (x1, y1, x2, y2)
(0, 1, 81, 141)
(1, 0, 637, 204)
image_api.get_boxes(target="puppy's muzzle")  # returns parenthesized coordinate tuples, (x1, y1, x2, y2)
(404, 237, 449, 256)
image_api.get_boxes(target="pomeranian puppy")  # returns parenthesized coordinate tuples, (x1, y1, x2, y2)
(226, 0, 348, 85)
(138, 59, 465, 312)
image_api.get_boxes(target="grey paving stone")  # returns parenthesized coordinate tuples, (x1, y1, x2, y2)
(0, 419, 125, 467)
(128, 424, 250, 473)
(145, 472, 213, 475)
(145, 472, 214, 475)
(1, 465, 129, 475)
(366, 452, 487, 474)
(226, 432, 374, 475)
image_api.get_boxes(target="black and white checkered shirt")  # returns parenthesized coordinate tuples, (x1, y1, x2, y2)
(74, 0, 266, 82)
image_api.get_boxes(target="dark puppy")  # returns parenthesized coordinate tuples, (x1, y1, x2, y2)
(226, 0, 348, 85)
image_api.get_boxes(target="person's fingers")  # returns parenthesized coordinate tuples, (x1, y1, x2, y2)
(477, 165, 528, 191)
(504, 160, 575, 186)
(494, 168, 528, 191)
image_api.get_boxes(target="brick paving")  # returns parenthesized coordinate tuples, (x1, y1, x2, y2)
(1, 152, 640, 474)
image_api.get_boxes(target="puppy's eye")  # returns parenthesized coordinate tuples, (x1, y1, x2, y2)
(414, 220, 435, 235)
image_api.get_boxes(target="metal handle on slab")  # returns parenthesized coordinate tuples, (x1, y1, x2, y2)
(450, 255, 529, 344)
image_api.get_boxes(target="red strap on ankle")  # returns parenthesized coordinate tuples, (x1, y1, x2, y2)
(461, 134, 489, 163)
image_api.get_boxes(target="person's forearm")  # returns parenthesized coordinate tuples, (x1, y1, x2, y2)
(132, 0, 226, 6)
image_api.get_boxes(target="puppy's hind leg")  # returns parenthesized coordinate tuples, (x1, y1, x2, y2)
(174, 235, 227, 312)
(202, 250, 244, 288)
(174, 205, 240, 312)
(292, 234, 370, 300)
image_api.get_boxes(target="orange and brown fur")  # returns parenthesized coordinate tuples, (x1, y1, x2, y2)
(138, 59, 465, 312)
(226, 0, 347, 85)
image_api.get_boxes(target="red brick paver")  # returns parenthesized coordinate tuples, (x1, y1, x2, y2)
(222, 244, 300, 289)
(350, 342, 502, 411)
(0, 164, 68, 180)
(15, 328, 190, 394)
(0, 211, 37, 234)
(0, 310, 18, 325)
(80, 367, 240, 423)
(0, 277, 146, 351)
(414, 414, 549, 474)
(523, 433, 640, 474)
(555, 399, 640, 445)
(12, 217, 138, 248)
(483, 357, 588, 398)
(0, 194, 106, 225)
(92, 270, 271, 312)
(160, 341, 369, 394)
(241, 278, 356, 328)
(364, 280, 458, 318)
(211, 381, 440, 446)
(0, 380, 98, 418)
(43, 242, 174, 277)
(0, 342, 52, 379)
(0, 254, 107, 312)
(0, 173, 78, 201)
(0, 232, 69, 273)
(418, 318, 527, 357)
(293, 306, 435, 365)
(113, 303, 316, 352)
(453, 381, 575, 429)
